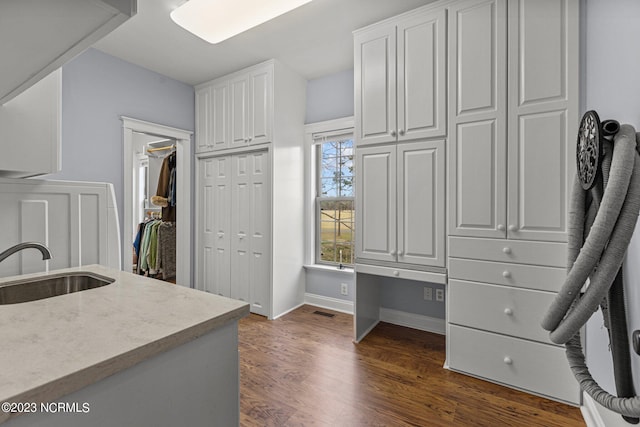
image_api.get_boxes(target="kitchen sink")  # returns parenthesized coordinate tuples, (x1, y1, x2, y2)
(0, 272, 115, 304)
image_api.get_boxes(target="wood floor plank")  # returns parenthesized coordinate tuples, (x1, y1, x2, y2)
(239, 306, 585, 426)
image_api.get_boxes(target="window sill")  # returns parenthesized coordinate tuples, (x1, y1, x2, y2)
(303, 264, 354, 275)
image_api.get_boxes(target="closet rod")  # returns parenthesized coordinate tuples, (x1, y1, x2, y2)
(147, 144, 175, 154)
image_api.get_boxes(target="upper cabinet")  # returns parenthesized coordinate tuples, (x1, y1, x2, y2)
(196, 63, 274, 153)
(0, 0, 136, 178)
(448, 0, 578, 243)
(354, 7, 446, 146)
(0, 0, 136, 104)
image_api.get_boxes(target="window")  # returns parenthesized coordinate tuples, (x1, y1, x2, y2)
(314, 131, 354, 266)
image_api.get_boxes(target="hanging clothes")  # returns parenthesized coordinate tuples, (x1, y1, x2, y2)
(151, 152, 176, 221)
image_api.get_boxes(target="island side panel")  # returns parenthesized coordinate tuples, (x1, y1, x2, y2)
(3, 322, 240, 427)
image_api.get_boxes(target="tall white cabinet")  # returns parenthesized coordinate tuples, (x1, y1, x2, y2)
(353, 0, 581, 405)
(446, 0, 580, 404)
(195, 60, 306, 319)
(353, 4, 448, 342)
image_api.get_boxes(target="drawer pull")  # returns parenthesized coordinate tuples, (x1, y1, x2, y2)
(504, 308, 513, 316)
(502, 247, 512, 254)
(497, 224, 505, 231)
(503, 356, 513, 365)
(502, 270, 511, 278)
(393, 270, 400, 277)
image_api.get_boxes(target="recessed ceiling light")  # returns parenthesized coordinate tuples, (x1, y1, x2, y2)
(170, 0, 313, 44)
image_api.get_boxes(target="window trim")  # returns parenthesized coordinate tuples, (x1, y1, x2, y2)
(303, 117, 355, 269)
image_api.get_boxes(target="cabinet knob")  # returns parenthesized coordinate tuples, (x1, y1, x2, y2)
(393, 270, 400, 277)
(248, 137, 253, 142)
(217, 233, 224, 238)
(502, 270, 511, 278)
(390, 250, 396, 256)
(497, 224, 505, 231)
(504, 308, 513, 316)
(502, 247, 512, 254)
(508, 224, 517, 232)
(399, 129, 405, 136)
(503, 356, 513, 365)
(391, 130, 397, 137)
(398, 250, 403, 256)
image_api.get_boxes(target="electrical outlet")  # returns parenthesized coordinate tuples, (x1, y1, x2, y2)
(340, 283, 348, 296)
(423, 287, 433, 301)
(436, 289, 444, 302)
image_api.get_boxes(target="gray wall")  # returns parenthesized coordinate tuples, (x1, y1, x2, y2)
(47, 48, 195, 258)
(305, 69, 354, 124)
(305, 268, 354, 301)
(584, 0, 640, 398)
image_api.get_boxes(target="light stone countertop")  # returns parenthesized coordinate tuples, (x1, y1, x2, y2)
(0, 265, 249, 424)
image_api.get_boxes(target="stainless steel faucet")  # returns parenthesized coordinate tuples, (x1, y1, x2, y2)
(0, 242, 52, 264)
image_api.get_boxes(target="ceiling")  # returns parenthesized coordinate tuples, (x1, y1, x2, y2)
(94, 0, 436, 86)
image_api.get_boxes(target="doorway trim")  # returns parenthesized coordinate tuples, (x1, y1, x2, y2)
(122, 116, 193, 287)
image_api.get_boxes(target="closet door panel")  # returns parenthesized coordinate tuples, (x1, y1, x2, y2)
(231, 154, 251, 302)
(212, 157, 232, 297)
(198, 158, 215, 294)
(448, 0, 507, 238)
(248, 151, 270, 317)
(211, 82, 229, 151)
(397, 9, 446, 140)
(354, 25, 397, 146)
(229, 76, 249, 149)
(249, 68, 273, 145)
(397, 140, 445, 267)
(355, 145, 396, 263)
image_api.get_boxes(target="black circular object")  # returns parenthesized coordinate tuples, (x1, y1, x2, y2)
(577, 110, 602, 191)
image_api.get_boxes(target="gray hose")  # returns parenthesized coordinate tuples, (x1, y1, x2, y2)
(542, 124, 640, 417)
(542, 124, 640, 343)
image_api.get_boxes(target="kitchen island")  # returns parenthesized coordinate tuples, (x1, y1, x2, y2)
(0, 265, 249, 427)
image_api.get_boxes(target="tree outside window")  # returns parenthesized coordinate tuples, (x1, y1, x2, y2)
(316, 135, 354, 266)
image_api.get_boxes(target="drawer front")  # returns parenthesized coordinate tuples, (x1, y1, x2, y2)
(355, 263, 447, 284)
(448, 258, 566, 292)
(449, 237, 567, 267)
(448, 279, 557, 344)
(448, 325, 580, 404)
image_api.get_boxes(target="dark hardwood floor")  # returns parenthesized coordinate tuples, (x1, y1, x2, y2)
(238, 305, 585, 426)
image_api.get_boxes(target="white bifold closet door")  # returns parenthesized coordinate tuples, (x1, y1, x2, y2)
(198, 151, 270, 317)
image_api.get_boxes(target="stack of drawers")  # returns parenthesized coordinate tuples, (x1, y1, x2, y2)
(446, 237, 581, 404)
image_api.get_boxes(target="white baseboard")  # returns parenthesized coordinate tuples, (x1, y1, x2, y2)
(271, 302, 306, 320)
(304, 293, 354, 314)
(379, 308, 446, 335)
(581, 391, 634, 427)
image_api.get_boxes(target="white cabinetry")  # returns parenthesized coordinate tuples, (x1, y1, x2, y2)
(354, 7, 446, 146)
(446, 0, 580, 404)
(0, 70, 61, 178)
(196, 64, 273, 153)
(356, 140, 445, 268)
(196, 60, 306, 319)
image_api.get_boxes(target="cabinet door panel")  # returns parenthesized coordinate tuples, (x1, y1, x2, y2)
(249, 68, 273, 145)
(397, 140, 445, 267)
(448, 0, 507, 238)
(507, 0, 578, 242)
(354, 26, 396, 146)
(195, 87, 210, 152)
(355, 146, 396, 262)
(211, 82, 229, 151)
(229, 76, 249, 149)
(397, 9, 446, 140)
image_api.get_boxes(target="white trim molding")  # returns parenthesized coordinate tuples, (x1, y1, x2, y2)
(305, 293, 354, 314)
(379, 308, 446, 335)
(121, 116, 193, 287)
